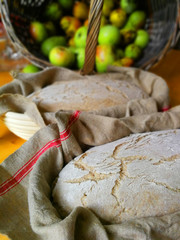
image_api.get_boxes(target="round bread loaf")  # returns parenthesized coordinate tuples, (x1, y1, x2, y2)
(28, 78, 148, 112)
(53, 129, 180, 223)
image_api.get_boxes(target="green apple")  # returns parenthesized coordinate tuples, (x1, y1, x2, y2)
(41, 36, 67, 57)
(74, 26, 88, 48)
(124, 43, 142, 60)
(100, 15, 108, 27)
(113, 57, 134, 67)
(123, 21, 135, 30)
(69, 46, 76, 53)
(125, 11, 146, 30)
(98, 25, 121, 46)
(58, 0, 74, 10)
(120, 28, 136, 46)
(134, 29, 149, 48)
(95, 45, 116, 73)
(44, 2, 62, 21)
(110, 9, 127, 28)
(29, 21, 48, 42)
(120, 57, 134, 67)
(44, 21, 57, 36)
(120, 0, 138, 14)
(102, 0, 115, 17)
(116, 48, 124, 59)
(22, 64, 40, 73)
(74, 48, 85, 69)
(112, 60, 123, 67)
(49, 46, 75, 67)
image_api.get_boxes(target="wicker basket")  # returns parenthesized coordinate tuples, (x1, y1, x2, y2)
(0, 0, 179, 75)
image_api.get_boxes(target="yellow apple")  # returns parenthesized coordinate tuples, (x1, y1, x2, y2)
(60, 16, 82, 37)
(110, 9, 127, 28)
(73, 1, 89, 20)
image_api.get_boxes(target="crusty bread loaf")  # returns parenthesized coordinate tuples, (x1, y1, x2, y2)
(53, 129, 180, 223)
(28, 78, 148, 112)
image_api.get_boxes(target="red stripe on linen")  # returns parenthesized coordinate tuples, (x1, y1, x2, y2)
(0, 111, 80, 196)
(162, 106, 170, 112)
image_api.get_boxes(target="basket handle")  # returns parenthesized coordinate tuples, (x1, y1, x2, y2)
(81, 0, 104, 75)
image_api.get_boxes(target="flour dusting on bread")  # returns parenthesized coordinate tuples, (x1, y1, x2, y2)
(53, 129, 180, 223)
(28, 78, 148, 112)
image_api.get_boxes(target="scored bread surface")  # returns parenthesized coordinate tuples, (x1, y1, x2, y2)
(53, 129, 180, 223)
(28, 78, 148, 112)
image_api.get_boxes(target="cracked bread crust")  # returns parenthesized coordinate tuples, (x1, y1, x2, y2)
(28, 78, 148, 112)
(53, 129, 180, 223)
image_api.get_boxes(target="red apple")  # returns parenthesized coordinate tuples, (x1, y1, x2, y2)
(29, 21, 48, 42)
(49, 46, 75, 68)
(96, 45, 116, 73)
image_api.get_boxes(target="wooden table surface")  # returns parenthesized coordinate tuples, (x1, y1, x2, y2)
(0, 48, 180, 240)
(150, 49, 180, 107)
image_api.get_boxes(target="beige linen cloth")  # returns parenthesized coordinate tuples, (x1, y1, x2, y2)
(0, 66, 180, 240)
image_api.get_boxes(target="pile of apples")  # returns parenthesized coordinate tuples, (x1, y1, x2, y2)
(29, 0, 149, 73)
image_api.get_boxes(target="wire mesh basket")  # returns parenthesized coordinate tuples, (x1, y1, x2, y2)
(0, 0, 179, 75)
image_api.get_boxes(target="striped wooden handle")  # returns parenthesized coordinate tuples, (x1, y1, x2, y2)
(81, 0, 104, 75)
